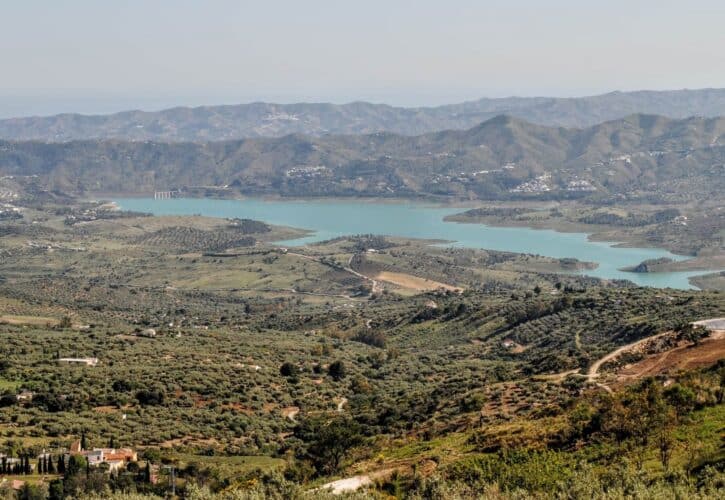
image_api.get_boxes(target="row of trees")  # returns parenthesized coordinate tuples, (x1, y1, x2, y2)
(1, 456, 31, 475)
(279, 360, 347, 381)
(0, 454, 71, 475)
(0, 454, 68, 476)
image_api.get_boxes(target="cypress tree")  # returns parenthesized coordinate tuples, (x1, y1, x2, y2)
(48, 479, 64, 500)
(145, 462, 152, 483)
(47, 455, 55, 474)
(24, 456, 31, 475)
(80, 432, 87, 451)
(37, 458, 43, 474)
(65, 455, 84, 479)
(1, 456, 6, 474)
(57, 455, 65, 474)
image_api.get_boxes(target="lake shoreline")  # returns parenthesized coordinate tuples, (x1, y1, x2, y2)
(444, 212, 698, 257)
(87, 191, 483, 209)
(94, 192, 711, 261)
(111, 196, 721, 290)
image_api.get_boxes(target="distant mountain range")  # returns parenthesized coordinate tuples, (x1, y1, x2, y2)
(1, 114, 723, 202)
(2, 89, 725, 142)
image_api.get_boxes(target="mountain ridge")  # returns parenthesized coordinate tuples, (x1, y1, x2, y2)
(3, 88, 725, 142)
(1, 113, 723, 203)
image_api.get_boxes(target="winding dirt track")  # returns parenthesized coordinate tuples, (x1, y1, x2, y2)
(587, 318, 725, 391)
(587, 331, 671, 381)
(346, 255, 382, 293)
(285, 251, 382, 294)
(617, 328, 725, 381)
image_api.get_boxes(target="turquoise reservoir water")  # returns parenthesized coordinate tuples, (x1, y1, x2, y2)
(114, 197, 714, 290)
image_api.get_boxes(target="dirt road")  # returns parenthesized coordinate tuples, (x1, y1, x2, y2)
(317, 468, 396, 495)
(587, 331, 671, 381)
(318, 475, 372, 494)
(285, 251, 382, 294)
(346, 255, 382, 293)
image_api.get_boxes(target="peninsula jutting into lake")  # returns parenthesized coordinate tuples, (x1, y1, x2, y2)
(115, 197, 715, 289)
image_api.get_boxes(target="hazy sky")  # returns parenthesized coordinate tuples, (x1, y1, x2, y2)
(1, 0, 724, 116)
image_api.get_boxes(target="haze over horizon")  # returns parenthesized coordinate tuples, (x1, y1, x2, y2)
(3, 87, 723, 121)
(2, 0, 725, 118)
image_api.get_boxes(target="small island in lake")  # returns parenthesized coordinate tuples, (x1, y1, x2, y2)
(621, 257, 675, 273)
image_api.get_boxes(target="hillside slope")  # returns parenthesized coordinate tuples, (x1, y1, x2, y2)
(1, 114, 724, 202)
